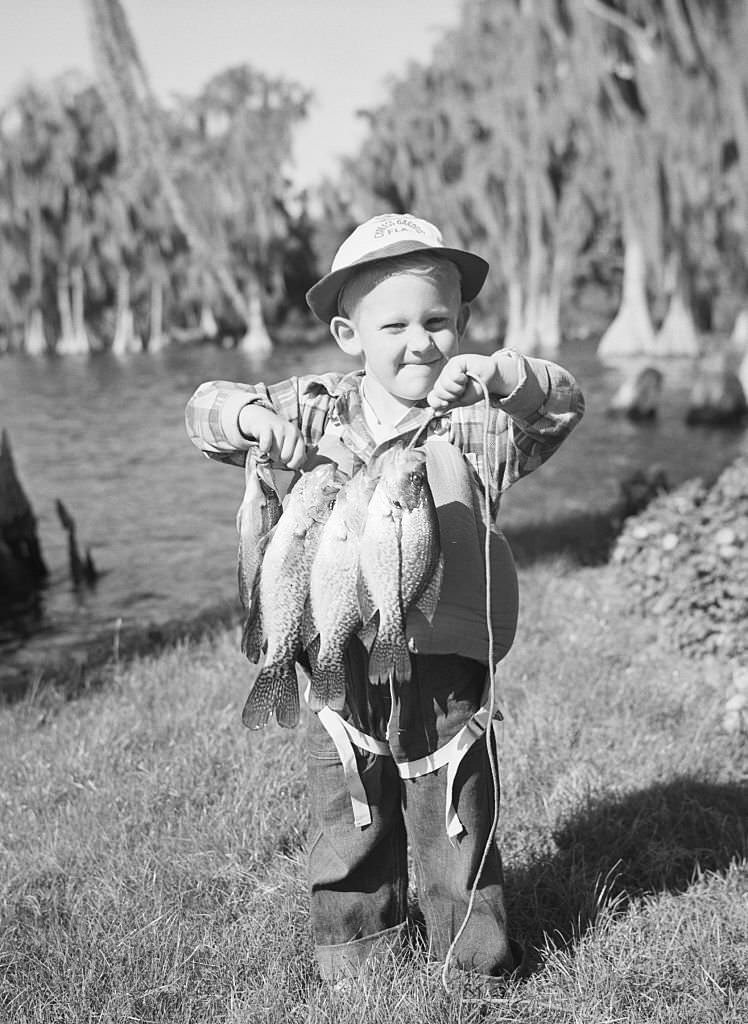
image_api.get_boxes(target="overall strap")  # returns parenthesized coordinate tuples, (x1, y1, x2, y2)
(396, 707, 502, 844)
(314, 707, 390, 828)
(312, 692, 501, 840)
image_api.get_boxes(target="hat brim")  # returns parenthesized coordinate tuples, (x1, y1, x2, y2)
(305, 239, 489, 324)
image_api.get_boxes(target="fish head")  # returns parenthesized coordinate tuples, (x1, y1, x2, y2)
(379, 447, 428, 513)
(295, 463, 341, 524)
(238, 449, 281, 532)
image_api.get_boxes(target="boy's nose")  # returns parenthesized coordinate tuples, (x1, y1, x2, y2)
(405, 326, 436, 354)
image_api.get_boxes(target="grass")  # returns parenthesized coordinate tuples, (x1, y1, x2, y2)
(1, 556, 746, 1022)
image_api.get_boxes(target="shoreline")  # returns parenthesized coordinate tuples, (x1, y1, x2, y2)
(0, 491, 644, 704)
(0, 597, 243, 705)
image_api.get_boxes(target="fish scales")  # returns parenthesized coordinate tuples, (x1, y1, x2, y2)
(358, 447, 443, 686)
(242, 463, 341, 729)
(306, 469, 377, 711)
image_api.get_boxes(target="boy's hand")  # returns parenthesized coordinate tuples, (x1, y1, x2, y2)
(238, 405, 306, 470)
(426, 351, 521, 411)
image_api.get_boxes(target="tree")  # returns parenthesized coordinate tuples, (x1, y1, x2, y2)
(83, 0, 311, 353)
(579, 0, 748, 358)
(0, 83, 66, 354)
(181, 66, 310, 353)
(340, 0, 602, 352)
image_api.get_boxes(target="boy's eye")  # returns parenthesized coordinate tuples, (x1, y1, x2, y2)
(426, 318, 449, 330)
(382, 322, 406, 331)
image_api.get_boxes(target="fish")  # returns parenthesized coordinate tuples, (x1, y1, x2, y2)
(357, 446, 444, 686)
(236, 448, 283, 662)
(242, 463, 342, 730)
(305, 468, 378, 711)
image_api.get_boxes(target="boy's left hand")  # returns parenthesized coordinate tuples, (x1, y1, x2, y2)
(426, 351, 520, 411)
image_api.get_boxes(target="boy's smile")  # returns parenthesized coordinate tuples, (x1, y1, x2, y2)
(331, 272, 470, 418)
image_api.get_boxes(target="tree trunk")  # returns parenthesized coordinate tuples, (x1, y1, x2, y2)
(536, 284, 562, 354)
(598, 226, 657, 360)
(112, 266, 139, 355)
(56, 268, 76, 353)
(238, 275, 273, 357)
(738, 348, 748, 403)
(200, 302, 219, 340)
(56, 267, 89, 356)
(656, 284, 700, 358)
(731, 308, 748, 353)
(71, 266, 90, 353)
(147, 277, 166, 352)
(24, 308, 47, 356)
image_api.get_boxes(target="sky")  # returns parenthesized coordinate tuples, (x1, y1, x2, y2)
(0, 0, 462, 187)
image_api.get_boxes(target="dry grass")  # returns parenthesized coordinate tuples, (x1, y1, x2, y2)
(1, 558, 746, 1022)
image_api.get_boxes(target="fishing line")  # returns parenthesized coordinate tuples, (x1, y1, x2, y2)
(441, 371, 501, 994)
(405, 407, 438, 450)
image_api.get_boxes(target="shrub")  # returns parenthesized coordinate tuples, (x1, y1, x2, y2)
(612, 456, 748, 662)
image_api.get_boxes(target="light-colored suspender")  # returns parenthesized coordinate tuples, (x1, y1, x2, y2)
(315, 707, 390, 828)
(314, 703, 500, 841)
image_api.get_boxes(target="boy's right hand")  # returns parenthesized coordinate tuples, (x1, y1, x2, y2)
(238, 405, 306, 470)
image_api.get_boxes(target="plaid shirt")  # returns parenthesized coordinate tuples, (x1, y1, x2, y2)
(185, 353, 584, 509)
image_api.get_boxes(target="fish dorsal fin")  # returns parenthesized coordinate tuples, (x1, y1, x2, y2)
(356, 570, 379, 653)
(414, 554, 444, 624)
(304, 631, 321, 673)
(258, 524, 277, 555)
(356, 569, 376, 628)
(241, 582, 265, 663)
(301, 597, 319, 654)
(357, 616, 378, 654)
(265, 467, 297, 503)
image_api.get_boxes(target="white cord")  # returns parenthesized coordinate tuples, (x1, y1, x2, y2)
(441, 373, 500, 992)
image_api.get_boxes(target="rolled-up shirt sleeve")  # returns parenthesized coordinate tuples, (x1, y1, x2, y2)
(184, 373, 343, 466)
(449, 352, 585, 504)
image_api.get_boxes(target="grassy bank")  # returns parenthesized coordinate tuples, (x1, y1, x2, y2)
(1, 558, 746, 1022)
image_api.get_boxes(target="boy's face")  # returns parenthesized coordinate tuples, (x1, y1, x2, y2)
(331, 271, 470, 404)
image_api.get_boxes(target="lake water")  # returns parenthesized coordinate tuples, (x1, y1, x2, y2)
(1, 337, 746, 678)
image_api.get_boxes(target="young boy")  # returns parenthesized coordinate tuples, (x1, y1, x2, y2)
(185, 213, 584, 984)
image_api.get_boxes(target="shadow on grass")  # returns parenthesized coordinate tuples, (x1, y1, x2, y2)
(503, 507, 622, 567)
(506, 777, 748, 967)
(503, 465, 672, 567)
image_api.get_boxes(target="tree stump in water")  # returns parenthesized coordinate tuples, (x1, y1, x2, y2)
(0, 430, 48, 602)
(55, 498, 99, 587)
(686, 355, 748, 426)
(607, 365, 664, 421)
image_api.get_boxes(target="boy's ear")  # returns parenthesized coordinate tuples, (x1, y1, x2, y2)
(330, 315, 362, 356)
(457, 302, 471, 339)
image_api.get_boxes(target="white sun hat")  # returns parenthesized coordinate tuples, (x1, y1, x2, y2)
(306, 213, 489, 324)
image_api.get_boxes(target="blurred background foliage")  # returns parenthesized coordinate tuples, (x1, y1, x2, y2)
(0, 0, 746, 360)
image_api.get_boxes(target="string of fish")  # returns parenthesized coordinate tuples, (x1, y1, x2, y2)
(408, 374, 502, 995)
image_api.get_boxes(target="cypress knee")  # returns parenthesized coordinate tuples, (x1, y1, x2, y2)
(0, 430, 48, 601)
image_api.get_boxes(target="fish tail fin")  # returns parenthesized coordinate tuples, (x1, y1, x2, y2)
(275, 670, 301, 729)
(309, 660, 347, 712)
(242, 661, 300, 730)
(393, 641, 412, 684)
(368, 631, 411, 686)
(367, 638, 389, 685)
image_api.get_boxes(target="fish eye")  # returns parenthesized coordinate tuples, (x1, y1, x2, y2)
(392, 499, 402, 509)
